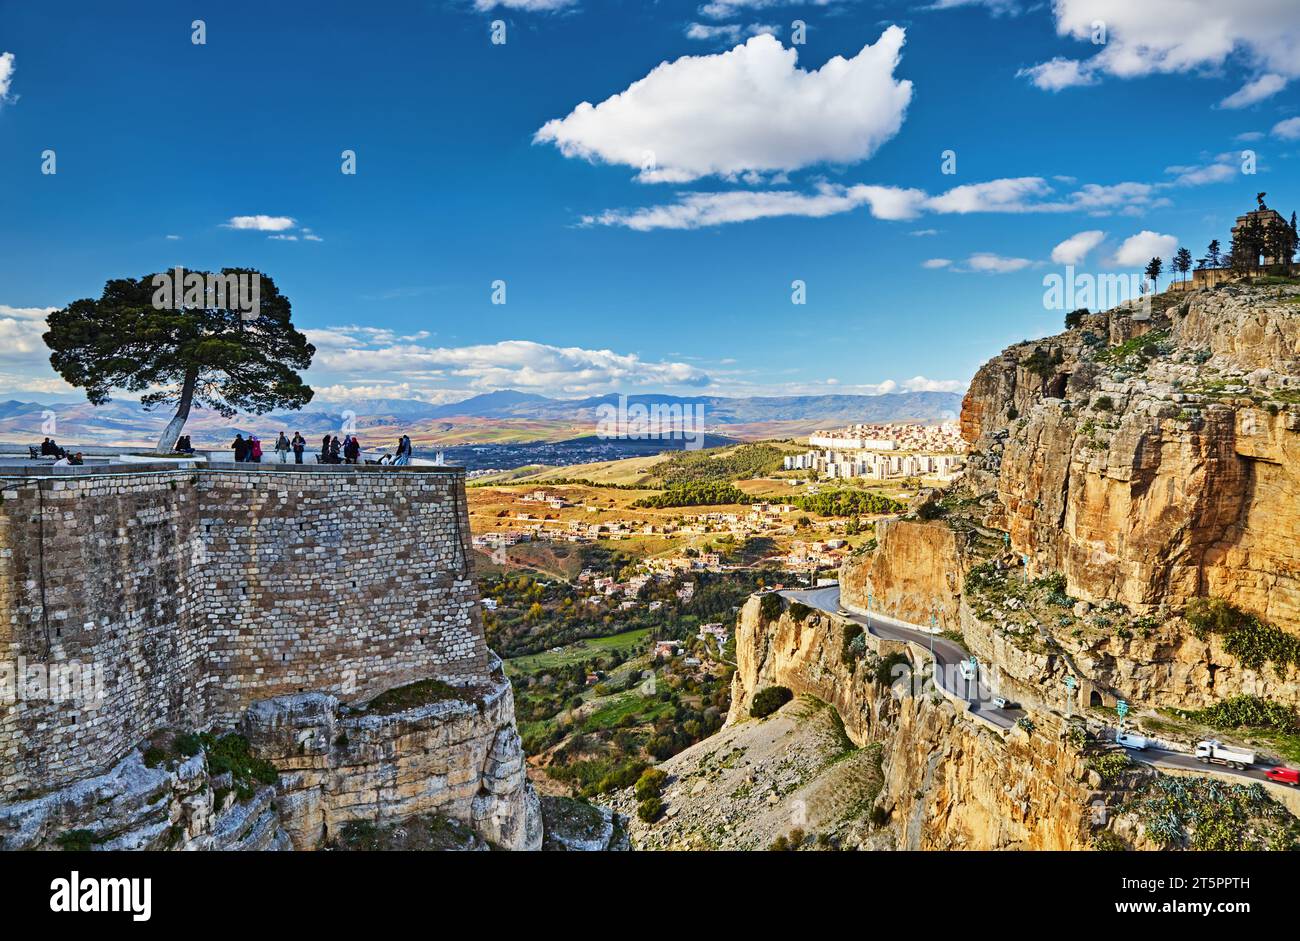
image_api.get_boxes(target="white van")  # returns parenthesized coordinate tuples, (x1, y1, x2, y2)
(1115, 732, 1149, 750)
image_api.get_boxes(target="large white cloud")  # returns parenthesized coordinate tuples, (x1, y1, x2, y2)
(1112, 230, 1179, 267)
(535, 29, 913, 183)
(1051, 230, 1106, 264)
(1020, 0, 1300, 99)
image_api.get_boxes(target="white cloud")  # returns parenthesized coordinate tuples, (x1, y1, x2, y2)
(165, 234, 181, 240)
(685, 22, 779, 43)
(922, 258, 952, 269)
(924, 177, 1055, 214)
(901, 375, 967, 393)
(582, 183, 927, 231)
(1021, 1, 1300, 96)
(311, 337, 711, 396)
(1112, 230, 1179, 267)
(1067, 181, 1169, 215)
(224, 215, 297, 232)
(910, 228, 939, 236)
(472, 0, 576, 10)
(923, 0, 1019, 14)
(0, 52, 15, 104)
(1051, 230, 1106, 264)
(965, 252, 1033, 273)
(1017, 57, 1097, 91)
(535, 29, 913, 183)
(698, 0, 847, 18)
(1219, 73, 1288, 108)
(1165, 159, 1236, 186)
(585, 174, 1167, 231)
(1273, 116, 1300, 140)
(0, 305, 56, 369)
(311, 383, 467, 405)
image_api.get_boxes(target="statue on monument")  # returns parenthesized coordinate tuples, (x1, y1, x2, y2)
(1257, 191, 1268, 211)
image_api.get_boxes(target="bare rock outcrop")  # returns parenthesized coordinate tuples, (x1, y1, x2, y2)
(0, 656, 542, 851)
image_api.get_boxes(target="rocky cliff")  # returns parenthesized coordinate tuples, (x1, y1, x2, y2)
(726, 597, 1099, 849)
(848, 284, 1300, 714)
(963, 285, 1300, 628)
(710, 597, 1299, 851)
(0, 657, 541, 851)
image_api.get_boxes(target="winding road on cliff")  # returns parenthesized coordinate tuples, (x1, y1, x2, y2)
(780, 585, 1023, 731)
(781, 585, 1288, 787)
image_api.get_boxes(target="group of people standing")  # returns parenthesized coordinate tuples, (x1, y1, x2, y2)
(231, 432, 307, 463)
(318, 434, 361, 464)
(229, 431, 414, 466)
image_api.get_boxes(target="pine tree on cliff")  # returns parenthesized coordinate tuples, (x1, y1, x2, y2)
(1144, 257, 1163, 291)
(43, 269, 315, 453)
(1207, 239, 1221, 268)
(1174, 247, 1193, 284)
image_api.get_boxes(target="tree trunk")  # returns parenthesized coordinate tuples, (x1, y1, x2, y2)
(155, 368, 198, 454)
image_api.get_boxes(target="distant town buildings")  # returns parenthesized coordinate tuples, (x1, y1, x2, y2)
(785, 421, 966, 481)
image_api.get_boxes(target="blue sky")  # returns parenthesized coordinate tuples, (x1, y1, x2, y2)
(1, 0, 1298, 408)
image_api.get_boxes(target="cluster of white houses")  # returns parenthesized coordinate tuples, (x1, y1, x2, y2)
(788, 421, 967, 481)
(806, 421, 966, 452)
(783, 448, 964, 481)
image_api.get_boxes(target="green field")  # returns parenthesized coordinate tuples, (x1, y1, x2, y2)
(503, 627, 652, 675)
(579, 689, 675, 733)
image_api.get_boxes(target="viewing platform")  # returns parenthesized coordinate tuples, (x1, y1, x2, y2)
(0, 446, 462, 477)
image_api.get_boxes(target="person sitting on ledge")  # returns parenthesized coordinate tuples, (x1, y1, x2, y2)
(174, 435, 195, 454)
(40, 438, 66, 458)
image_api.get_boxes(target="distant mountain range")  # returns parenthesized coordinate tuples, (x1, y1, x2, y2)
(0, 389, 964, 448)
(416, 390, 963, 424)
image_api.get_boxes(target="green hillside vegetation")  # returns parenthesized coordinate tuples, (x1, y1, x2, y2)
(632, 482, 753, 508)
(646, 443, 789, 486)
(794, 489, 904, 517)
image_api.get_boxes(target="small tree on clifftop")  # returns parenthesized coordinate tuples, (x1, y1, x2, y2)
(1144, 257, 1163, 292)
(1174, 247, 1193, 285)
(43, 269, 315, 453)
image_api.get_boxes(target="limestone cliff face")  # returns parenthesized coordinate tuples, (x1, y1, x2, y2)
(729, 598, 1097, 850)
(961, 286, 1300, 633)
(839, 519, 972, 628)
(843, 283, 1300, 717)
(0, 658, 542, 851)
(240, 657, 541, 851)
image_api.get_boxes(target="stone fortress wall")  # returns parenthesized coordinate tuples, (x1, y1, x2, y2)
(0, 464, 490, 802)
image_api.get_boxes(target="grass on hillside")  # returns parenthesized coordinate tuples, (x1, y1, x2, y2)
(504, 627, 652, 675)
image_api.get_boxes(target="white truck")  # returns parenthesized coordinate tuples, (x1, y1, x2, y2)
(1194, 740, 1255, 769)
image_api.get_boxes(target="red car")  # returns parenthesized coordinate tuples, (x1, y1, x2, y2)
(1265, 766, 1300, 786)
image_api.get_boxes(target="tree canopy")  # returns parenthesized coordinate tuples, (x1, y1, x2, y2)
(43, 269, 315, 452)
